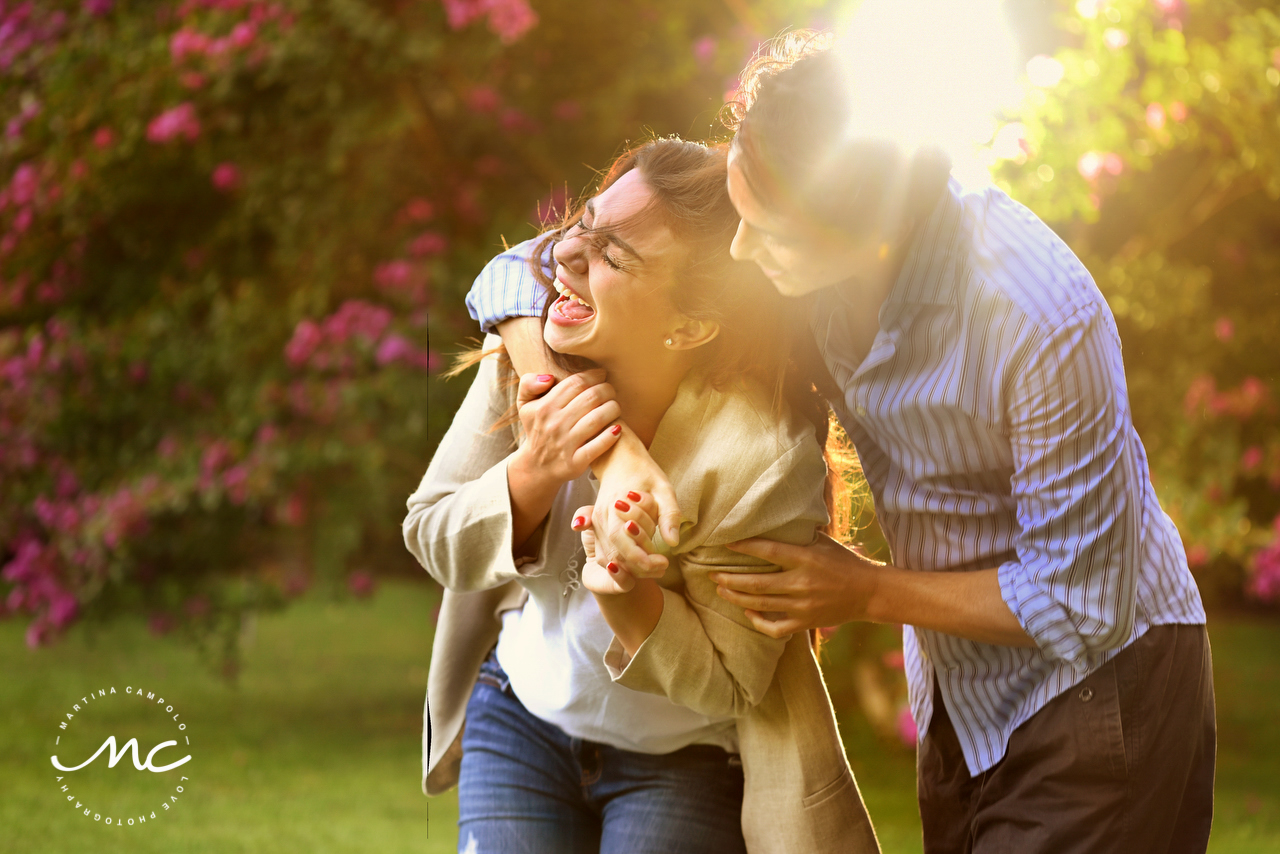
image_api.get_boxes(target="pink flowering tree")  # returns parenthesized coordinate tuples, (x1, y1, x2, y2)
(994, 0, 1280, 606)
(0, 0, 810, 676)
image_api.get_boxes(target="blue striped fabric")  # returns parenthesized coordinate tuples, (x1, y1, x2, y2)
(465, 238, 551, 333)
(811, 178, 1204, 774)
(463, 180, 1207, 776)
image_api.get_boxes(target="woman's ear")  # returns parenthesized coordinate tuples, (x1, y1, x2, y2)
(665, 319, 720, 351)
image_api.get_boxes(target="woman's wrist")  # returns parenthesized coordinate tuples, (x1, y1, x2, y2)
(507, 447, 562, 551)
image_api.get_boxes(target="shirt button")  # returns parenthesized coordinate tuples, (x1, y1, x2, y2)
(1079, 687, 1095, 702)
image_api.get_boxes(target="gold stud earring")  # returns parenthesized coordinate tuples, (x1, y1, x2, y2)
(665, 337, 674, 347)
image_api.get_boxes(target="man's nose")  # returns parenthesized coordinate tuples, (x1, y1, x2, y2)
(729, 218, 754, 262)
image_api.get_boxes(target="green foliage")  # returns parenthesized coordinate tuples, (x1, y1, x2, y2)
(995, 0, 1280, 605)
(0, 0, 826, 671)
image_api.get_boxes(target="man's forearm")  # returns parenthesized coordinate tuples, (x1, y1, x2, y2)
(496, 318, 662, 488)
(866, 565, 1036, 648)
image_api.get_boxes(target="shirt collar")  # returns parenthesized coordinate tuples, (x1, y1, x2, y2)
(881, 176, 966, 308)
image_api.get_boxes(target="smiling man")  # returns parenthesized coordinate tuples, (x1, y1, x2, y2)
(464, 31, 1215, 854)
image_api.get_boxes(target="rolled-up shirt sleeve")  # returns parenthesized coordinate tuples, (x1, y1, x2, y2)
(997, 303, 1143, 672)
(464, 237, 552, 334)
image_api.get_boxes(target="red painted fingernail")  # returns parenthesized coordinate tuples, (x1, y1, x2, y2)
(536, 374, 554, 383)
(610, 424, 622, 435)
(572, 516, 585, 528)
(614, 500, 630, 512)
(607, 562, 619, 574)
(626, 521, 641, 536)
(626, 491, 642, 502)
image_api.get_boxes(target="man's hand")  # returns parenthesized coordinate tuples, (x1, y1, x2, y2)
(712, 535, 1039, 648)
(709, 534, 882, 638)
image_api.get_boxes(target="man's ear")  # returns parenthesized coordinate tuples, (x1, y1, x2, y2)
(666, 319, 720, 351)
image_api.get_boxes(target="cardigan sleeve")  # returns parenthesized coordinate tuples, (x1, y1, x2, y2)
(603, 433, 830, 718)
(402, 335, 555, 591)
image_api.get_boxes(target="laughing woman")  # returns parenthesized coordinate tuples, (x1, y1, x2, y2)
(404, 138, 878, 854)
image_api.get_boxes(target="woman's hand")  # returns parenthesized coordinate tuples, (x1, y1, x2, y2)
(592, 438, 681, 577)
(506, 370, 622, 551)
(573, 506, 666, 658)
(572, 506, 636, 594)
(508, 370, 622, 492)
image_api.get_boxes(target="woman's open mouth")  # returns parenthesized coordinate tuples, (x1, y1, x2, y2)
(550, 277, 597, 325)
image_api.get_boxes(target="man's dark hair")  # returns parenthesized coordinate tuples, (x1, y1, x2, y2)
(721, 30, 953, 237)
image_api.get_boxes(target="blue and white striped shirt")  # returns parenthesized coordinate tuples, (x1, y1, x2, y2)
(464, 180, 1206, 776)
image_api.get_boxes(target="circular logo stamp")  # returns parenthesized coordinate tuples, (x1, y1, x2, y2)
(49, 685, 193, 829)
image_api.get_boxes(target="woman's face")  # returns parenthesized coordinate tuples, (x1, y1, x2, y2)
(543, 169, 687, 365)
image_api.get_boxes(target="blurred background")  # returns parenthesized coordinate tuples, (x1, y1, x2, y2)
(1, 0, 1277, 851)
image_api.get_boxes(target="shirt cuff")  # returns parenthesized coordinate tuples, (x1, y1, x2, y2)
(997, 558, 1091, 673)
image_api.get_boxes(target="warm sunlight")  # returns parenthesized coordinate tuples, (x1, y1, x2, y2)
(835, 0, 1022, 184)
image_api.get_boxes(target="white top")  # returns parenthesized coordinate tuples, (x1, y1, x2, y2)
(495, 484, 739, 755)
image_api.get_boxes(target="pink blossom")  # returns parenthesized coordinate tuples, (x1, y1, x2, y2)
(222, 464, 250, 504)
(1154, 0, 1178, 9)
(13, 206, 33, 233)
(374, 260, 414, 289)
(1102, 153, 1124, 176)
(146, 103, 201, 143)
(1214, 317, 1234, 341)
(148, 612, 175, 636)
(402, 197, 434, 221)
(322, 300, 392, 344)
(170, 28, 211, 62)
(49, 590, 77, 628)
(201, 440, 234, 478)
(692, 35, 717, 65)
(441, 0, 487, 29)
(1242, 447, 1265, 473)
(486, 0, 538, 44)
(92, 126, 114, 149)
(180, 71, 206, 90)
(1247, 535, 1280, 604)
(84, 0, 113, 14)
(256, 423, 279, 444)
(466, 86, 501, 113)
(1183, 374, 1215, 417)
(896, 706, 918, 747)
(285, 319, 322, 366)
(347, 570, 376, 598)
(500, 108, 538, 133)
(211, 162, 241, 192)
(280, 494, 306, 527)
(1169, 101, 1187, 122)
(1077, 151, 1103, 181)
(1145, 103, 1165, 131)
(881, 650, 905, 670)
(11, 162, 38, 205)
(409, 231, 448, 257)
(375, 333, 419, 366)
(229, 21, 257, 49)
(552, 100, 582, 122)
(1186, 544, 1209, 568)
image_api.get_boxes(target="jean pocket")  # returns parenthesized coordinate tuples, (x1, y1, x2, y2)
(474, 650, 510, 692)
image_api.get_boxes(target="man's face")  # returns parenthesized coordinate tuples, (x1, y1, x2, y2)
(727, 151, 887, 299)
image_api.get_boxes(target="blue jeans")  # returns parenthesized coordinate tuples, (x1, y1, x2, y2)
(456, 652, 748, 854)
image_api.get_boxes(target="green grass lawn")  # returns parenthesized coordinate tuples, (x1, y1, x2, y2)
(2, 579, 1277, 853)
